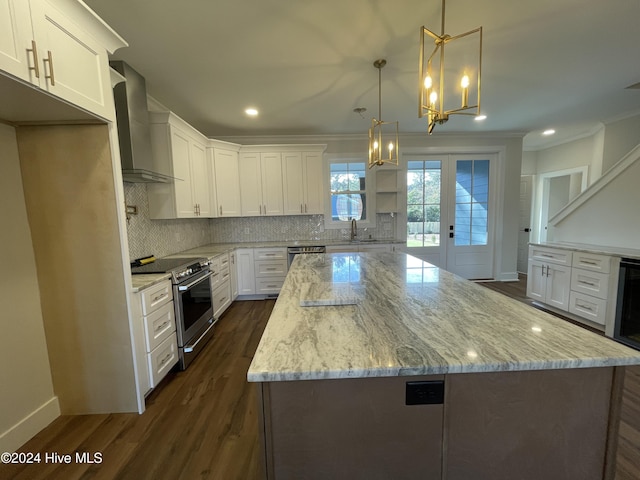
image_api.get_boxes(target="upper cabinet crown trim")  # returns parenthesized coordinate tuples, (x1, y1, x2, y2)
(47, 0, 128, 53)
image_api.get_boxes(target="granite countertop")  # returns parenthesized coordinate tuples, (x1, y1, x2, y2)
(130, 273, 171, 293)
(531, 241, 640, 260)
(247, 252, 640, 382)
(131, 239, 404, 292)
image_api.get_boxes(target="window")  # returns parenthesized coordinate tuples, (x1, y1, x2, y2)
(454, 159, 489, 246)
(326, 160, 373, 227)
(407, 160, 441, 247)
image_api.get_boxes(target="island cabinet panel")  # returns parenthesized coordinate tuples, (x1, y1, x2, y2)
(260, 375, 444, 480)
(443, 367, 615, 480)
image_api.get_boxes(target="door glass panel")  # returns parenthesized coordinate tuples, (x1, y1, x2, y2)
(454, 159, 489, 246)
(407, 160, 441, 248)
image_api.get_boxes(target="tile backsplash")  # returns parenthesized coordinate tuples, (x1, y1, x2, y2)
(124, 183, 398, 260)
(123, 183, 211, 261)
(210, 214, 397, 243)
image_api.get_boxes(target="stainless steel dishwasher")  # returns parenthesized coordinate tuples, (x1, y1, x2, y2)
(287, 245, 326, 268)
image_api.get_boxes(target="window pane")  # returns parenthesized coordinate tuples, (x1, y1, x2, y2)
(332, 193, 364, 221)
(473, 160, 489, 203)
(454, 159, 489, 247)
(407, 160, 441, 248)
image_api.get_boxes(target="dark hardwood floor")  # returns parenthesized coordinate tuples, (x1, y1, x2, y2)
(2, 276, 639, 479)
(0, 300, 273, 480)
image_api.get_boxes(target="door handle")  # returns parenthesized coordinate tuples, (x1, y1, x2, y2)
(449, 232, 454, 238)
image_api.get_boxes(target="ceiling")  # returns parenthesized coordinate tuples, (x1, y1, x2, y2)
(84, 0, 640, 150)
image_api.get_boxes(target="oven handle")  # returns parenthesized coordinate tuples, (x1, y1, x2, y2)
(177, 271, 213, 291)
(183, 319, 216, 353)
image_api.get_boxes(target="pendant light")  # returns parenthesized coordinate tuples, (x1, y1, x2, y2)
(368, 59, 399, 168)
(419, 0, 483, 134)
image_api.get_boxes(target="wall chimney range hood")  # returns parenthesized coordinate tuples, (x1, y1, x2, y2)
(110, 61, 173, 183)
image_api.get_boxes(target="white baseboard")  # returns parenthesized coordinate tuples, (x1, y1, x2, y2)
(497, 271, 520, 282)
(0, 396, 60, 453)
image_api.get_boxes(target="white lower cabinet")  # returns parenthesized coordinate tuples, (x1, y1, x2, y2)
(236, 248, 256, 295)
(235, 247, 288, 297)
(526, 260, 571, 311)
(254, 248, 287, 295)
(527, 246, 618, 329)
(229, 250, 239, 300)
(131, 279, 178, 394)
(211, 253, 232, 318)
(148, 333, 178, 388)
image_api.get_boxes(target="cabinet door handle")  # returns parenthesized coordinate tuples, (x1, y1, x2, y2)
(219, 205, 223, 216)
(44, 50, 55, 85)
(305, 203, 308, 213)
(28, 40, 40, 78)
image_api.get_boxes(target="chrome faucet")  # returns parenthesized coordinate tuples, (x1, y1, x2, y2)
(350, 218, 357, 240)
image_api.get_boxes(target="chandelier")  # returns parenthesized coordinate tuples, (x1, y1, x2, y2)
(368, 59, 399, 168)
(419, 0, 483, 134)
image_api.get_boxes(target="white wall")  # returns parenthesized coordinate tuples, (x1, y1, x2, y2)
(603, 112, 640, 172)
(0, 124, 59, 453)
(551, 152, 640, 249)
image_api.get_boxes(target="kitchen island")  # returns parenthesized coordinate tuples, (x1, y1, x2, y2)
(248, 252, 640, 480)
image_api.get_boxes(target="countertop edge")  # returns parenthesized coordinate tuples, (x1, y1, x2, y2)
(247, 356, 640, 382)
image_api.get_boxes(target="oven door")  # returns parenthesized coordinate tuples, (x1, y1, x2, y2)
(174, 270, 215, 367)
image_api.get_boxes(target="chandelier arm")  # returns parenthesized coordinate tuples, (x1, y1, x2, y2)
(447, 27, 482, 42)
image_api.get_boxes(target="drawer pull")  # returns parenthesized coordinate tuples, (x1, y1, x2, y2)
(159, 353, 173, 366)
(266, 267, 277, 271)
(540, 254, 554, 258)
(223, 273, 229, 278)
(579, 280, 596, 287)
(152, 293, 166, 302)
(581, 260, 598, 265)
(576, 302, 594, 312)
(155, 320, 170, 332)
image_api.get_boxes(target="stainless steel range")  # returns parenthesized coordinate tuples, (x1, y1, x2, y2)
(132, 257, 216, 369)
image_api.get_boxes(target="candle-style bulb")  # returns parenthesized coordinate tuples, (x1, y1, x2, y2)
(461, 74, 470, 108)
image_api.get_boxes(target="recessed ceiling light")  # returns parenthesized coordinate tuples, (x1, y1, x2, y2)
(245, 108, 258, 117)
(474, 115, 487, 121)
(542, 129, 556, 136)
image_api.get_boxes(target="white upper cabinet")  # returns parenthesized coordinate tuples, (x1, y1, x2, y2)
(0, 0, 126, 121)
(148, 111, 211, 219)
(0, 0, 35, 81)
(209, 144, 242, 217)
(239, 150, 284, 216)
(282, 150, 324, 215)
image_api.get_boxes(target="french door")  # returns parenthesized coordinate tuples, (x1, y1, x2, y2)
(406, 153, 496, 279)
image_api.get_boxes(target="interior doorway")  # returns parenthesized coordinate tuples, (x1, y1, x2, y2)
(536, 167, 588, 243)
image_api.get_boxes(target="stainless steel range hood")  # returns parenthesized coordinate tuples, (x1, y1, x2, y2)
(110, 61, 173, 183)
